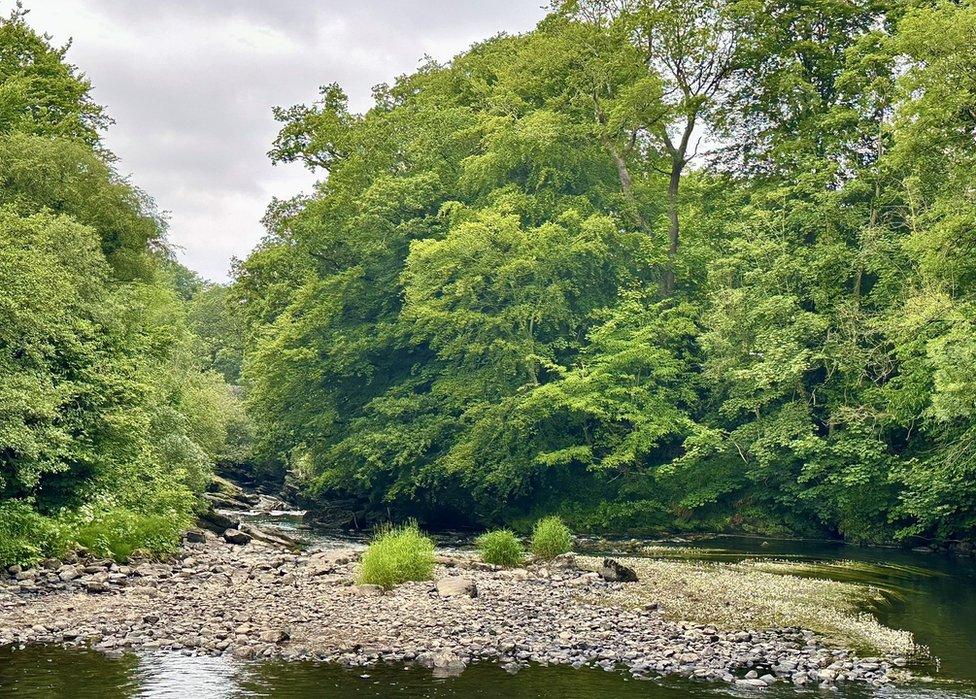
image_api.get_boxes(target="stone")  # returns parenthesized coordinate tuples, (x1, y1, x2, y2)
(233, 645, 257, 660)
(598, 558, 638, 583)
(352, 584, 384, 596)
(259, 629, 290, 644)
(223, 529, 252, 545)
(550, 553, 577, 570)
(419, 649, 468, 677)
(239, 523, 300, 550)
(57, 565, 81, 582)
(185, 529, 207, 543)
(435, 576, 478, 598)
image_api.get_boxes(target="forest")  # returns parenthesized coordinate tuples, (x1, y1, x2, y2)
(0, 6, 246, 564)
(2, 0, 975, 567)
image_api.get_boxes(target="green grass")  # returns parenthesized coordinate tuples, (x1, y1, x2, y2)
(359, 523, 436, 589)
(531, 516, 573, 560)
(476, 529, 525, 567)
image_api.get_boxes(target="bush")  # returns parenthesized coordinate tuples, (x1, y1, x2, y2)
(475, 529, 525, 567)
(0, 501, 67, 567)
(359, 523, 435, 589)
(69, 506, 189, 562)
(531, 516, 572, 560)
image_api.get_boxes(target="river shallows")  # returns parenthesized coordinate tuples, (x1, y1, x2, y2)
(1, 535, 974, 698)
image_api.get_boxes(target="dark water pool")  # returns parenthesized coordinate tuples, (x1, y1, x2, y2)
(2, 645, 974, 699)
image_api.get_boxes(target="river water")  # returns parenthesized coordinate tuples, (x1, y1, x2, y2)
(2, 511, 974, 698)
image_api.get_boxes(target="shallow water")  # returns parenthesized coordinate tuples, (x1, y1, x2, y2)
(3, 515, 976, 698)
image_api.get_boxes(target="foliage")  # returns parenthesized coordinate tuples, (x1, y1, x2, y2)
(0, 11, 241, 566)
(230, 0, 976, 545)
(0, 501, 67, 567)
(531, 516, 573, 560)
(358, 523, 436, 589)
(475, 529, 525, 567)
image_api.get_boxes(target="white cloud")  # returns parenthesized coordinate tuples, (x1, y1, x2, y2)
(11, 0, 547, 281)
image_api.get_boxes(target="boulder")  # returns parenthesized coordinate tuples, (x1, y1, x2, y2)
(184, 529, 207, 543)
(198, 507, 240, 534)
(57, 565, 81, 582)
(436, 576, 478, 598)
(418, 649, 468, 677)
(352, 584, 384, 596)
(598, 558, 638, 583)
(551, 553, 577, 570)
(238, 523, 300, 550)
(258, 628, 290, 644)
(223, 529, 252, 545)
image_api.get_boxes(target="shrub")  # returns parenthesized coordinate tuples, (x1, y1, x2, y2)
(531, 516, 572, 560)
(0, 501, 67, 567)
(68, 505, 190, 562)
(359, 523, 435, 589)
(475, 529, 525, 567)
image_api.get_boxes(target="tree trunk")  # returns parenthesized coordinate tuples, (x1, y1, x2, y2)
(661, 157, 683, 296)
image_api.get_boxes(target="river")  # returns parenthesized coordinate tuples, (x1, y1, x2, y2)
(2, 510, 974, 698)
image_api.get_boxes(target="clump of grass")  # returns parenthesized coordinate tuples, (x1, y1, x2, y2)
(359, 523, 435, 590)
(476, 529, 525, 567)
(531, 516, 572, 560)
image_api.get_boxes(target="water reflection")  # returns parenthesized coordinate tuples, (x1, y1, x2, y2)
(3, 644, 976, 698)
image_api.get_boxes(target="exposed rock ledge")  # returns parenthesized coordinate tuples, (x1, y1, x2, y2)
(0, 535, 912, 690)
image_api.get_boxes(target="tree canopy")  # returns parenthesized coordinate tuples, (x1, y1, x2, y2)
(236, 0, 976, 544)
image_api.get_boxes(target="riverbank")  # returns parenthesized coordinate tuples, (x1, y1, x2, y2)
(0, 532, 915, 691)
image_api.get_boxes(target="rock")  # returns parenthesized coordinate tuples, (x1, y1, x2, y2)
(551, 553, 577, 570)
(198, 507, 240, 534)
(259, 629, 290, 644)
(223, 529, 252, 545)
(353, 584, 384, 596)
(233, 645, 257, 660)
(57, 565, 81, 582)
(309, 549, 357, 566)
(419, 649, 467, 677)
(598, 558, 638, 583)
(84, 581, 110, 593)
(435, 576, 477, 598)
(238, 523, 300, 550)
(184, 529, 207, 543)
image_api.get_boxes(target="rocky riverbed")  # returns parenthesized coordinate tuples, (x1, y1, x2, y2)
(0, 531, 914, 691)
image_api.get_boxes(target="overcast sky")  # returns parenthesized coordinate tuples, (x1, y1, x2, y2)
(14, 1, 547, 281)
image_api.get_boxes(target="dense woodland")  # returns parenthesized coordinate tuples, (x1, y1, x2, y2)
(2, 0, 975, 566)
(0, 7, 245, 564)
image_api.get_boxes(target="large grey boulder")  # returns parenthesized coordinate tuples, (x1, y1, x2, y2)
(436, 576, 478, 598)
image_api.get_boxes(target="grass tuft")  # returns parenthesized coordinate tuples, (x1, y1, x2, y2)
(359, 523, 435, 589)
(476, 529, 525, 567)
(531, 516, 572, 560)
